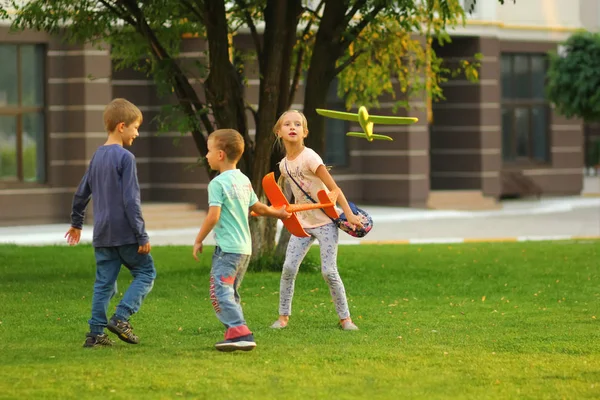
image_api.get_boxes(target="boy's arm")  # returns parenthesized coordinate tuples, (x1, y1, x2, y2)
(249, 201, 290, 219)
(70, 170, 92, 229)
(193, 206, 221, 260)
(66, 170, 92, 246)
(121, 154, 149, 246)
(247, 182, 290, 219)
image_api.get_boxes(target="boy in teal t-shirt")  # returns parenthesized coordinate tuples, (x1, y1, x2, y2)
(208, 170, 257, 255)
(193, 129, 290, 352)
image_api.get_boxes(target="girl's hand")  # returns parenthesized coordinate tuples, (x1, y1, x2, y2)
(345, 213, 364, 231)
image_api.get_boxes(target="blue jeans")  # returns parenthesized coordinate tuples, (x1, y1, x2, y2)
(89, 245, 156, 335)
(210, 247, 252, 339)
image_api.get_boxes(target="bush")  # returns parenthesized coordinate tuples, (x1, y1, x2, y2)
(547, 31, 600, 122)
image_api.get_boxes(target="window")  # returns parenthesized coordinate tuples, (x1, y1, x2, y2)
(324, 78, 348, 167)
(501, 53, 549, 163)
(0, 44, 46, 183)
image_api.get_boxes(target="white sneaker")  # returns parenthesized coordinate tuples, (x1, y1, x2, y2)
(270, 320, 287, 329)
(214, 334, 256, 352)
(341, 320, 359, 331)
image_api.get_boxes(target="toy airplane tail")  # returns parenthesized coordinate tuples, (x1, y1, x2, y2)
(316, 190, 340, 220)
(346, 132, 393, 141)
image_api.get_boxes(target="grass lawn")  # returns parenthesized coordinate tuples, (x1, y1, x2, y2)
(1, 241, 599, 399)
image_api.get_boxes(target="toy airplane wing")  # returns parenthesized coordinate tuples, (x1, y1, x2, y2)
(316, 109, 359, 122)
(369, 115, 418, 125)
(262, 173, 309, 237)
(317, 190, 340, 219)
(346, 132, 393, 141)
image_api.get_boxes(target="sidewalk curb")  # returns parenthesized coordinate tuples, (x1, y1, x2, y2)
(360, 235, 600, 245)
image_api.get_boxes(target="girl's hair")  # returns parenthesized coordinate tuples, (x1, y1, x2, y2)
(272, 110, 309, 152)
(272, 110, 309, 136)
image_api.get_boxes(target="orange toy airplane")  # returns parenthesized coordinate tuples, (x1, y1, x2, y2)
(252, 172, 339, 237)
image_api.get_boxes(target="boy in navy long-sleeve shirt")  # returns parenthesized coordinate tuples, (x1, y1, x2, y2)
(65, 98, 156, 348)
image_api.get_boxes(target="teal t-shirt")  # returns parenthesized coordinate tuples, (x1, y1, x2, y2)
(208, 169, 258, 255)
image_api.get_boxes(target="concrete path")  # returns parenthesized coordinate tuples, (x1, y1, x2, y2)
(0, 196, 598, 246)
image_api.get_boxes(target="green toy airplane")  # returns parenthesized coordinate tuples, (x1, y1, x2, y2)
(316, 106, 418, 141)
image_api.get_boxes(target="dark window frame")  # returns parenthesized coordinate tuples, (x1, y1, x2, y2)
(0, 43, 47, 186)
(501, 53, 551, 166)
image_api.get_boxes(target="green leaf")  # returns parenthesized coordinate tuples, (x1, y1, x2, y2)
(547, 31, 600, 121)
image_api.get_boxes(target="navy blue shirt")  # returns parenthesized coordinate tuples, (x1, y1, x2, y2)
(70, 144, 149, 247)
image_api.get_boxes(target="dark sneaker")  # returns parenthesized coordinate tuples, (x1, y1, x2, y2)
(215, 334, 256, 352)
(83, 333, 114, 348)
(107, 317, 139, 344)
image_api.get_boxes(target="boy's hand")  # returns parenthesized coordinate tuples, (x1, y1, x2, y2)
(138, 242, 151, 254)
(192, 242, 203, 261)
(275, 206, 292, 220)
(64, 227, 81, 246)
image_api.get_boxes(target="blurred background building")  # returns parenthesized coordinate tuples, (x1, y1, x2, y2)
(0, 0, 598, 226)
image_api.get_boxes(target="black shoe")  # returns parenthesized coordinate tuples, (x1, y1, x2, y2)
(215, 334, 256, 352)
(107, 316, 139, 344)
(83, 333, 114, 348)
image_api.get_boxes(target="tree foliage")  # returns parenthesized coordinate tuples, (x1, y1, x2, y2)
(0, 0, 512, 255)
(547, 31, 600, 122)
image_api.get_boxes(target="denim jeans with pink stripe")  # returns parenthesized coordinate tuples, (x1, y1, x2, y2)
(210, 247, 252, 339)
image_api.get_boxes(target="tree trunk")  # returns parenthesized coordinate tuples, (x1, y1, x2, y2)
(273, 1, 347, 253)
(250, 0, 302, 258)
(203, 0, 252, 175)
(274, 178, 294, 258)
(302, 1, 348, 154)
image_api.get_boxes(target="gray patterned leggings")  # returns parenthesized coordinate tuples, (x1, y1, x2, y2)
(278, 222, 350, 319)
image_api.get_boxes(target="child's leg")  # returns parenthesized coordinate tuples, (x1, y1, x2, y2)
(115, 244, 157, 321)
(210, 247, 252, 339)
(312, 223, 351, 320)
(233, 252, 249, 305)
(278, 234, 314, 316)
(90, 248, 122, 334)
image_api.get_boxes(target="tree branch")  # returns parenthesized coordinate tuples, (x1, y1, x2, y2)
(234, 0, 263, 71)
(245, 103, 258, 143)
(302, 0, 325, 20)
(288, 47, 304, 108)
(332, 49, 366, 77)
(299, 0, 323, 41)
(288, 1, 322, 107)
(340, 5, 384, 51)
(343, 0, 367, 25)
(179, 0, 204, 23)
(116, 0, 214, 163)
(98, 0, 136, 26)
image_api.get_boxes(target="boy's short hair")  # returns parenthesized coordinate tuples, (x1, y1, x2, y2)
(103, 98, 143, 133)
(209, 129, 245, 162)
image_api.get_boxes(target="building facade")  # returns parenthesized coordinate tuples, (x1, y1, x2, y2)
(0, 0, 597, 226)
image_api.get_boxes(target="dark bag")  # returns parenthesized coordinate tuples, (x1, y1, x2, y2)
(335, 201, 373, 238)
(284, 161, 373, 238)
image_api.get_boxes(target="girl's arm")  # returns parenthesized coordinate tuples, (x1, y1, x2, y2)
(315, 165, 363, 229)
